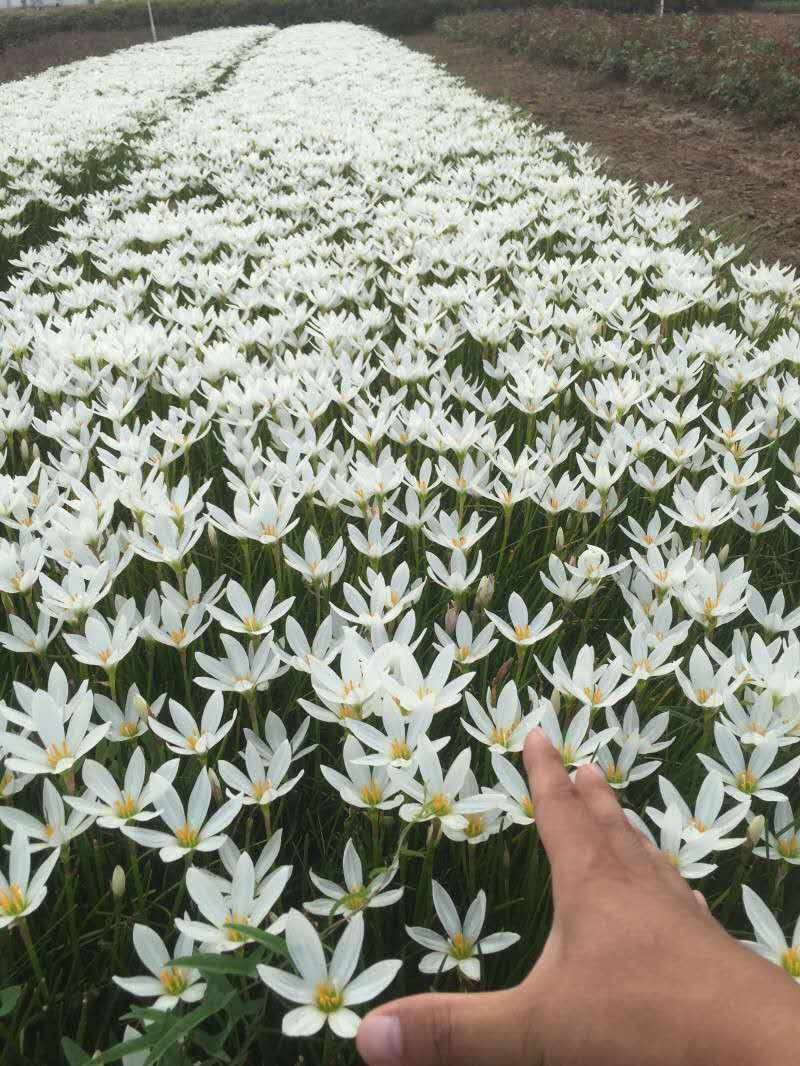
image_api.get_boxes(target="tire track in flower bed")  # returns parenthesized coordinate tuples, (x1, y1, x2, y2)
(400, 32, 800, 269)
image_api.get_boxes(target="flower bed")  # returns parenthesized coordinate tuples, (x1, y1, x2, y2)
(2, 20, 800, 1065)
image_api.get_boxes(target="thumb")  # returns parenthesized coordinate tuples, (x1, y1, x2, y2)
(356, 988, 534, 1066)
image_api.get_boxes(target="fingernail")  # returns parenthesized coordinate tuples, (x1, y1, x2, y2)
(357, 1015, 403, 1064)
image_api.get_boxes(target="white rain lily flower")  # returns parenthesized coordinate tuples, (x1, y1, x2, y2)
(65, 749, 178, 829)
(0, 830, 60, 928)
(0, 689, 109, 776)
(0, 612, 62, 656)
(406, 882, 519, 981)
(485, 592, 560, 649)
(218, 739, 303, 807)
(0, 777, 95, 852)
(740, 885, 800, 980)
(279, 615, 340, 675)
(539, 554, 593, 604)
(194, 633, 285, 694)
(244, 712, 315, 764)
(94, 684, 166, 743)
(282, 528, 346, 588)
(720, 689, 800, 748)
(461, 680, 540, 753)
(113, 926, 206, 1009)
(309, 636, 388, 717)
(594, 735, 660, 789)
(347, 702, 445, 769)
(148, 692, 235, 757)
(674, 645, 739, 709)
(750, 799, 800, 864)
(38, 561, 112, 623)
(321, 736, 403, 812)
(122, 768, 242, 861)
(748, 588, 800, 637)
(63, 609, 140, 671)
(536, 700, 617, 769)
(382, 644, 473, 717)
(176, 853, 291, 951)
(426, 548, 484, 596)
(605, 701, 673, 756)
(257, 910, 401, 1038)
(433, 610, 497, 665)
(625, 803, 720, 879)
(209, 579, 294, 637)
(649, 772, 749, 849)
(698, 724, 800, 803)
(441, 769, 504, 845)
(391, 734, 499, 829)
(491, 753, 535, 826)
(541, 645, 637, 712)
(304, 838, 403, 918)
(347, 515, 402, 560)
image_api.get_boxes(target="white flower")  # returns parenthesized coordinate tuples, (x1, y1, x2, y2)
(257, 910, 401, 1038)
(406, 882, 519, 981)
(65, 748, 178, 829)
(122, 768, 242, 861)
(176, 852, 291, 951)
(148, 692, 235, 757)
(218, 738, 303, 807)
(113, 925, 206, 1009)
(304, 838, 403, 918)
(0, 830, 60, 928)
(485, 592, 560, 648)
(0, 689, 109, 776)
(740, 885, 800, 980)
(698, 724, 800, 803)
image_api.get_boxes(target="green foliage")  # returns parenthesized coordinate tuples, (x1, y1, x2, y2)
(0, 0, 533, 51)
(438, 8, 800, 124)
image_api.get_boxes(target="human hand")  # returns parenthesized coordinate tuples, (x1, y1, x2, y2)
(356, 728, 800, 1066)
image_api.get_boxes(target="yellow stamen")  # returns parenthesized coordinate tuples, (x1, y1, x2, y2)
(315, 980, 344, 1013)
(781, 948, 800, 978)
(174, 823, 199, 848)
(0, 884, 26, 917)
(159, 967, 188, 996)
(427, 791, 451, 816)
(224, 912, 250, 942)
(113, 794, 139, 819)
(449, 932, 474, 960)
(46, 741, 71, 769)
(736, 770, 758, 795)
(360, 781, 383, 806)
(390, 739, 411, 761)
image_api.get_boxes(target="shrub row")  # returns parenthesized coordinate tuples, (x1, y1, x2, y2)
(438, 8, 800, 123)
(0, 0, 532, 50)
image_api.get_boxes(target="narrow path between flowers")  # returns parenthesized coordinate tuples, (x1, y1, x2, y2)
(401, 32, 800, 269)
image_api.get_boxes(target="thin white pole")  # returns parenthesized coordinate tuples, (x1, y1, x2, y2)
(146, 0, 157, 42)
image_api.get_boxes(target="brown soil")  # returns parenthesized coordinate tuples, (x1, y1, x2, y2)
(0, 26, 188, 83)
(400, 32, 800, 268)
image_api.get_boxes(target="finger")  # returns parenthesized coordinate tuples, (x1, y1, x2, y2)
(356, 989, 534, 1066)
(639, 835, 693, 899)
(523, 728, 595, 888)
(573, 762, 653, 877)
(693, 888, 710, 914)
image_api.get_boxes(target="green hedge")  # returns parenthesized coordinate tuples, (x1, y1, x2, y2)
(0, 0, 531, 50)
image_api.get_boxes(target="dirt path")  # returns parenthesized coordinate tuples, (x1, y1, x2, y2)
(400, 32, 800, 268)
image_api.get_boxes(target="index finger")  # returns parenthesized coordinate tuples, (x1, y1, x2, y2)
(523, 727, 597, 892)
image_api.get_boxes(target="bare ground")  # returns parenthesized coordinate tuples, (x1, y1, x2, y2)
(400, 31, 800, 268)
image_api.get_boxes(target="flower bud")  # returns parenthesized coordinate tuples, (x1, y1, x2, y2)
(555, 527, 564, 551)
(746, 814, 765, 849)
(475, 574, 495, 611)
(207, 523, 217, 550)
(718, 543, 730, 565)
(207, 767, 223, 803)
(444, 603, 459, 636)
(111, 865, 126, 900)
(551, 689, 561, 713)
(32, 442, 40, 461)
(20, 438, 29, 464)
